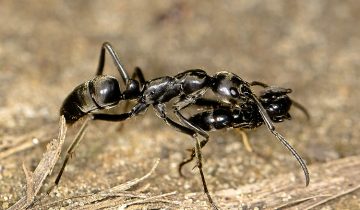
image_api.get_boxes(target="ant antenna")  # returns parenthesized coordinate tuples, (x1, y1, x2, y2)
(291, 99, 310, 120)
(96, 42, 130, 84)
(251, 94, 310, 186)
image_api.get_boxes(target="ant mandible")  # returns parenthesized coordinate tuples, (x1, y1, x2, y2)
(57, 42, 310, 210)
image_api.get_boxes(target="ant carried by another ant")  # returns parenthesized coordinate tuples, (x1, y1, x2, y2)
(56, 42, 310, 209)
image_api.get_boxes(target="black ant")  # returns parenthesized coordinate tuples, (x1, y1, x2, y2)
(57, 42, 309, 210)
(179, 85, 310, 179)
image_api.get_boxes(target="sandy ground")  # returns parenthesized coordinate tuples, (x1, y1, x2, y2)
(0, 1, 359, 209)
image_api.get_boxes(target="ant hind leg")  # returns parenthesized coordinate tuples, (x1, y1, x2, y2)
(46, 117, 90, 194)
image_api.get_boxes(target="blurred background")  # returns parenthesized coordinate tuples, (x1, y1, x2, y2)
(0, 0, 359, 209)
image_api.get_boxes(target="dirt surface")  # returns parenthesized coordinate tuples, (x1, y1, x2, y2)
(0, 1, 359, 209)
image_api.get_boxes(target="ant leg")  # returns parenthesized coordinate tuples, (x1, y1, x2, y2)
(235, 129, 253, 153)
(173, 108, 210, 171)
(52, 103, 147, 191)
(172, 109, 218, 208)
(54, 117, 90, 186)
(178, 150, 195, 176)
(154, 104, 217, 209)
(96, 42, 130, 84)
(178, 137, 209, 177)
(251, 94, 310, 186)
(172, 97, 213, 175)
(92, 103, 148, 122)
(193, 134, 219, 210)
(153, 104, 208, 176)
(188, 97, 233, 171)
(174, 109, 209, 139)
(153, 104, 195, 135)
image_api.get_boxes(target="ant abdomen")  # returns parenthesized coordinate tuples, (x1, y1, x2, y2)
(189, 109, 233, 131)
(60, 75, 122, 124)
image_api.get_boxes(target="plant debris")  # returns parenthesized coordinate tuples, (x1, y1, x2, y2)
(8, 116, 67, 210)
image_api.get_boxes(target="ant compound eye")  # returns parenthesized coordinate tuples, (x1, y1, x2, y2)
(92, 76, 121, 107)
(230, 87, 239, 97)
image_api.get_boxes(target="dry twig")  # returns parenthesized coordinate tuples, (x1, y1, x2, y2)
(0, 124, 57, 159)
(31, 158, 180, 209)
(7, 116, 67, 210)
(183, 155, 360, 209)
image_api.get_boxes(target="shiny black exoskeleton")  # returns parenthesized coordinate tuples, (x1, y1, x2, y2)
(58, 42, 310, 210)
(179, 86, 309, 184)
(60, 76, 122, 124)
(188, 87, 293, 132)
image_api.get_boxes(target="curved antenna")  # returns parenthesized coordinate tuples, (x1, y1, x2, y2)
(96, 42, 130, 84)
(251, 94, 310, 186)
(291, 99, 310, 120)
(269, 129, 310, 186)
(250, 81, 268, 88)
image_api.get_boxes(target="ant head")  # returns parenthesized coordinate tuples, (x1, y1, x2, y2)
(259, 87, 292, 122)
(91, 75, 122, 107)
(123, 79, 141, 100)
(211, 72, 253, 106)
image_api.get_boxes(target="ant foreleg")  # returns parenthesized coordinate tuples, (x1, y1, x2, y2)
(153, 104, 199, 176)
(153, 104, 194, 135)
(92, 103, 148, 122)
(178, 137, 209, 177)
(174, 109, 209, 139)
(154, 104, 209, 177)
(154, 104, 217, 208)
(173, 109, 218, 208)
(179, 129, 252, 176)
